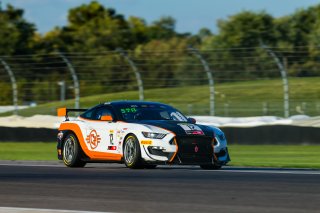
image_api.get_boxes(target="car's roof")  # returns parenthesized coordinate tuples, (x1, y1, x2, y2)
(107, 100, 172, 108)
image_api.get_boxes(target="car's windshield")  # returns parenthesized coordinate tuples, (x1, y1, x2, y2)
(116, 103, 188, 122)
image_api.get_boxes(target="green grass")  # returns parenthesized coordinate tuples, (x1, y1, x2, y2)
(0, 142, 57, 160)
(1, 143, 320, 169)
(1, 77, 320, 117)
(228, 145, 320, 169)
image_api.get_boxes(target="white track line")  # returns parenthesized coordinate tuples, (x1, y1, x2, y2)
(0, 207, 110, 213)
(0, 163, 63, 168)
(200, 169, 320, 175)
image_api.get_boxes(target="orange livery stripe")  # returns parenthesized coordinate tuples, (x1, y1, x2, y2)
(59, 123, 122, 161)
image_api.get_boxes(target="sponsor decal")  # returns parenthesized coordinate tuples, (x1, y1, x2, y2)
(108, 146, 117, 150)
(141, 140, 152, 145)
(170, 112, 187, 122)
(191, 130, 204, 135)
(178, 124, 204, 135)
(86, 129, 101, 149)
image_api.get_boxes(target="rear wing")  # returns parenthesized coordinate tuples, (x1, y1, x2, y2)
(57, 107, 87, 121)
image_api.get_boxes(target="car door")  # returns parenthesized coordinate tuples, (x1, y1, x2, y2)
(81, 105, 119, 154)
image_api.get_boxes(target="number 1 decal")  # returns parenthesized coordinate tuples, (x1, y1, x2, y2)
(109, 130, 114, 145)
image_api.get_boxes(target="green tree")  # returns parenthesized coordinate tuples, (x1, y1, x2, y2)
(214, 11, 276, 48)
(0, 4, 36, 55)
(147, 16, 177, 40)
(61, 1, 132, 51)
(128, 16, 149, 44)
(134, 37, 195, 88)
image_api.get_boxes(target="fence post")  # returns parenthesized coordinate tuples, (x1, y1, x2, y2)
(117, 49, 144, 101)
(57, 81, 66, 102)
(59, 53, 80, 109)
(261, 44, 290, 118)
(0, 58, 18, 115)
(262, 102, 269, 116)
(189, 47, 215, 116)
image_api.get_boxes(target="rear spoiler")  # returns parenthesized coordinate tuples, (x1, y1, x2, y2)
(57, 107, 87, 121)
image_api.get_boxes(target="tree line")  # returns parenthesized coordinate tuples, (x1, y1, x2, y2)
(0, 1, 320, 105)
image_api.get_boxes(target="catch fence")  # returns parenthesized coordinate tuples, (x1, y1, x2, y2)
(0, 46, 319, 117)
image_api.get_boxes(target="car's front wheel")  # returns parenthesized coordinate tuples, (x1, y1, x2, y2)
(62, 133, 86, 167)
(123, 134, 143, 169)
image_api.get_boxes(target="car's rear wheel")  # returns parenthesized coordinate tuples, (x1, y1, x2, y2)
(63, 133, 86, 167)
(123, 134, 143, 169)
(200, 164, 222, 170)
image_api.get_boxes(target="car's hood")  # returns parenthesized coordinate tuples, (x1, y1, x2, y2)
(131, 120, 214, 137)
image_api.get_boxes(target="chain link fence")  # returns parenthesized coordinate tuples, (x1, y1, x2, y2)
(0, 47, 320, 117)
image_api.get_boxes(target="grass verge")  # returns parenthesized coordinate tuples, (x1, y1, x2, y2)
(228, 145, 320, 169)
(0, 142, 57, 161)
(1, 77, 320, 117)
(0, 143, 320, 169)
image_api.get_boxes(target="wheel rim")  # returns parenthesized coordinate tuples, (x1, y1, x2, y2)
(63, 137, 75, 164)
(124, 137, 136, 165)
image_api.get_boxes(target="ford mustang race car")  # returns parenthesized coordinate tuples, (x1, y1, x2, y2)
(57, 101, 230, 169)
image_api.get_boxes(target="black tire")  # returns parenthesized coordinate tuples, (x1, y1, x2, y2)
(62, 133, 86, 167)
(144, 164, 157, 169)
(200, 164, 222, 170)
(123, 134, 143, 169)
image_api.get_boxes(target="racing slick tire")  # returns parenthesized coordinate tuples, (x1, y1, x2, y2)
(200, 164, 222, 170)
(123, 134, 143, 169)
(62, 133, 86, 167)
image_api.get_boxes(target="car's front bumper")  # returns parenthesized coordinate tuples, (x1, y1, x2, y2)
(141, 135, 215, 165)
(214, 147, 231, 166)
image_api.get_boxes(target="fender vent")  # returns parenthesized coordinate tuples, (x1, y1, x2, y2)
(169, 138, 175, 145)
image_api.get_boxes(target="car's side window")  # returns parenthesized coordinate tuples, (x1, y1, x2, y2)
(80, 108, 95, 120)
(80, 106, 114, 120)
(93, 107, 114, 120)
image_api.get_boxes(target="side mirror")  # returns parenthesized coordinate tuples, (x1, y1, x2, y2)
(100, 115, 113, 122)
(187, 117, 196, 124)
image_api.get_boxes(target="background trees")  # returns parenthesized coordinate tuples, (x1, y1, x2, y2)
(0, 4, 36, 55)
(1, 1, 320, 105)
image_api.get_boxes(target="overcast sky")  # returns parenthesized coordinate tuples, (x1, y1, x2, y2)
(2, 0, 320, 34)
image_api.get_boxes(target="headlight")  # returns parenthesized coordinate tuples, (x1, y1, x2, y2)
(142, 132, 167, 139)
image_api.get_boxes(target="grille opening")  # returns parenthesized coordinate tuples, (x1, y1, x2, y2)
(175, 136, 213, 164)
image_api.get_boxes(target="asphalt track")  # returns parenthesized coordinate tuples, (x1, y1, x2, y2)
(0, 161, 319, 213)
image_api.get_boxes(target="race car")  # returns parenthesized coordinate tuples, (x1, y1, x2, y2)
(57, 101, 230, 169)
